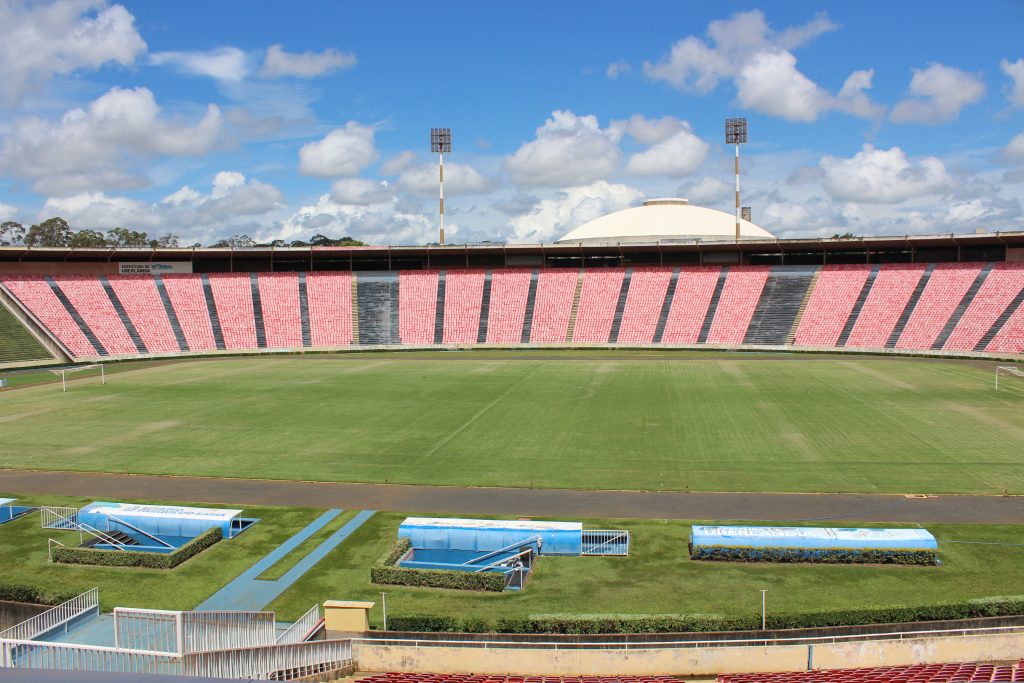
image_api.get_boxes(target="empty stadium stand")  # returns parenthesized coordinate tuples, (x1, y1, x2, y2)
(2, 262, 1021, 360)
(718, 660, 1024, 683)
(355, 675, 688, 683)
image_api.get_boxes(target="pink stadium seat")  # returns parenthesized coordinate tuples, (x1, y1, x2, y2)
(53, 275, 137, 355)
(443, 269, 486, 344)
(161, 274, 217, 352)
(400, 270, 439, 344)
(845, 264, 927, 348)
(2, 275, 97, 358)
(617, 267, 672, 344)
(706, 266, 769, 344)
(660, 266, 721, 344)
(257, 273, 302, 349)
(793, 264, 871, 347)
(206, 273, 258, 350)
(486, 268, 532, 344)
(573, 269, 625, 343)
(306, 272, 353, 347)
(986, 297, 1024, 354)
(107, 275, 180, 354)
(944, 263, 1024, 351)
(529, 269, 578, 343)
(896, 263, 982, 350)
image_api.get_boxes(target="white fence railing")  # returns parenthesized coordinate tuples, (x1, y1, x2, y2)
(1, 639, 181, 674)
(183, 638, 352, 680)
(113, 608, 276, 654)
(39, 506, 78, 530)
(276, 605, 323, 645)
(0, 588, 99, 641)
(581, 529, 631, 556)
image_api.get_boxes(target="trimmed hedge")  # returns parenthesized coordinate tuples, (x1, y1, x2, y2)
(0, 584, 78, 606)
(369, 538, 506, 592)
(690, 545, 938, 566)
(51, 528, 221, 569)
(382, 595, 1024, 633)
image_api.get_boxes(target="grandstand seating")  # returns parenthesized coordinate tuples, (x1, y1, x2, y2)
(161, 274, 218, 352)
(1, 262, 1020, 360)
(486, 268, 532, 344)
(617, 267, 673, 344)
(573, 270, 626, 343)
(845, 264, 928, 348)
(718, 660, 1024, 683)
(943, 263, 1024, 352)
(706, 266, 769, 344)
(529, 269, 577, 343)
(355, 675, 688, 683)
(443, 269, 486, 344)
(0, 296, 52, 363)
(306, 272, 353, 347)
(107, 276, 181, 354)
(257, 273, 303, 349)
(895, 263, 983, 350)
(400, 270, 439, 345)
(660, 266, 721, 344)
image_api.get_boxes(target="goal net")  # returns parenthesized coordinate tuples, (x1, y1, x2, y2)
(994, 366, 1024, 391)
(50, 364, 105, 392)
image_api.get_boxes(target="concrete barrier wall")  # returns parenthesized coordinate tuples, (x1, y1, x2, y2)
(353, 632, 1024, 677)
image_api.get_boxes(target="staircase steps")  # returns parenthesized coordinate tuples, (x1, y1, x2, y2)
(787, 268, 820, 344)
(932, 263, 993, 350)
(350, 275, 359, 345)
(200, 274, 226, 350)
(886, 263, 935, 348)
(607, 267, 633, 343)
(356, 272, 399, 345)
(651, 267, 680, 344)
(83, 529, 140, 547)
(477, 270, 493, 343)
(520, 270, 539, 344)
(433, 271, 447, 344)
(250, 273, 268, 349)
(98, 276, 147, 355)
(975, 288, 1024, 351)
(297, 272, 312, 348)
(836, 264, 880, 347)
(697, 267, 729, 344)
(744, 268, 816, 346)
(154, 276, 189, 352)
(46, 277, 107, 356)
(565, 270, 584, 342)
(0, 296, 52, 363)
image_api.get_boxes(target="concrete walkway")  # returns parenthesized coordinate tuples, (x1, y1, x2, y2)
(1, 469, 1021, 524)
(196, 509, 376, 611)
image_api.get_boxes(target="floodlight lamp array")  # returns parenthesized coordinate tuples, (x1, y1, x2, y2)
(725, 117, 748, 144)
(430, 127, 452, 153)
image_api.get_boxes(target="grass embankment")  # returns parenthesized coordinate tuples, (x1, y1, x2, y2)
(1, 354, 1021, 494)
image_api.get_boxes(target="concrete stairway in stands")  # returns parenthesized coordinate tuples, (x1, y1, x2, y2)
(836, 264, 879, 347)
(565, 270, 584, 342)
(886, 263, 935, 348)
(607, 268, 633, 343)
(787, 269, 820, 344)
(433, 271, 446, 344)
(99, 276, 147, 354)
(297, 272, 312, 347)
(743, 267, 816, 345)
(975, 288, 1024, 351)
(357, 272, 399, 345)
(520, 270, 539, 344)
(477, 270, 492, 343)
(932, 263, 992, 350)
(651, 267, 680, 344)
(250, 272, 268, 349)
(153, 276, 189, 352)
(200, 274, 226, 350)
(697, 267, 729, 343)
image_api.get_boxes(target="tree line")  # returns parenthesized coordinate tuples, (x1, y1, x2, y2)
(0, 218, 364, 248)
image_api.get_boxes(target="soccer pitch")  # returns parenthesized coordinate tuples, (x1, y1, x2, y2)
(1, 351, 1022, 495)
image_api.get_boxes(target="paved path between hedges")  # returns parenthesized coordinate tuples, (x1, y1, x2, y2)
(2, 469, 1022, 524)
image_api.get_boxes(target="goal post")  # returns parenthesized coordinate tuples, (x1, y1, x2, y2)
(51, 364, 105, 392)
(994, 365, 1023, 390)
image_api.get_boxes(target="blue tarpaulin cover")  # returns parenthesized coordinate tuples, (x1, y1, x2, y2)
(399, 517, 583, 555)
(690, 525, 937, 550)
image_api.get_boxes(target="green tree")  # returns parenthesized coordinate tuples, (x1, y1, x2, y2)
(106, 227, 151, 247)
(0, 221, 25, 246)
(210, 234, 255, 248)
(832, 232, 858, 239)
(24, 217, 73, 247)
(69, 229, 108, 248)
(149, 234, 180, 248)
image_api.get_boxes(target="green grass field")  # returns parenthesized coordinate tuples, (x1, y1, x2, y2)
(2, 352, 1022, 494)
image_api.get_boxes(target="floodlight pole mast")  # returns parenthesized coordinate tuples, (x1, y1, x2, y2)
(725, 118, 748, 243)
(431, 128, 452, 246)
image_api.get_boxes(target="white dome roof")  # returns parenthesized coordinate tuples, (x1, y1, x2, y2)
(557, 198, 775, 244)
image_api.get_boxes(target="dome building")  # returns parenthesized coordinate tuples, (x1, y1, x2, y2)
(556, 198, 775, 245)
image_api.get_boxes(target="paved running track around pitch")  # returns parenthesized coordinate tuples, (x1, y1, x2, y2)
(2, 469, 1022, 524)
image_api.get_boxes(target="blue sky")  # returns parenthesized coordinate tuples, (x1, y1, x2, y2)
(0, 0, 1022, 245)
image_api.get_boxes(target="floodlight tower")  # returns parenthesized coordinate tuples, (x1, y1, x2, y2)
(430, 127, 452, 245)
(725, 117, 748, 243)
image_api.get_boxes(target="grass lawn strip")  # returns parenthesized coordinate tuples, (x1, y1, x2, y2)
(256, 509, 358, 581)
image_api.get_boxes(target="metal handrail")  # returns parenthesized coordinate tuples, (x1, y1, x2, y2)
(352, 623, 1024, 650)
(75, 521, 130, 551)
(105, 514, 173, 549)
(0, 588, 99, 641)
(464, 536, 541, 566)
(277, 605, 323, 644)
(473, 548, 532, 573)
(582, 530, 630, 555)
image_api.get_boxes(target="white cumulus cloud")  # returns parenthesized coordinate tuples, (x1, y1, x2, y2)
(681, 177, 731, 204)
(0, 86, 222, 194)
(1005, 133, 1024, 162)
(0, 202, 18, 219)
(890, 63, 986, 124)
(280, 194, 433, 245)
(505, 110, 622, 188)
(261, 44, 355, 78)
(642, 10, 881, 122)
(298, 122, 378, 177)
(149, 47, 249, 82)
(398, 162, 499, 195)
(507, 180, 643, 243)
(820, 144, 953, 204)
(619, 115, 708, 177)
(329, 178, 393, 205)
(1001, 58, 1024, 107)
(606, 61, 631, 79)
(0, 0, 146, 105)
(43, 192, 160, 229)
